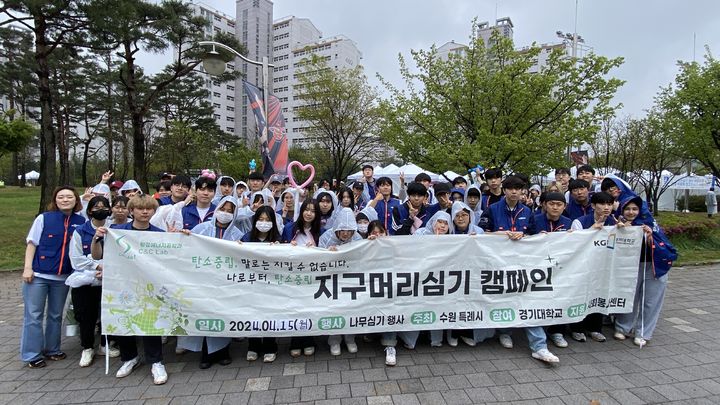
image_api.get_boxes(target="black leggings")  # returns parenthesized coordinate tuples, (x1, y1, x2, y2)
(71, 285, 102, 349)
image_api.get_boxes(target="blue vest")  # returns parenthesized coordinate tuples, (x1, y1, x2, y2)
(112, 222, 164, 232)
(33, 211, 85, 275)
(575, 213, 617, 229)
(374, 198, 401, 234)
(75, 220, 98, 256)
(532, 213, 572, 234)
(487, 198, 532, 233)
(564, 197, 593, 221)
(181, 203, 216, 230)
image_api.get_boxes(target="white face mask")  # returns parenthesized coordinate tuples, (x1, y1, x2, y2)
(214, 211, 234, 224)
(255, 220, 273, 232)
(357, 223, 369, 233)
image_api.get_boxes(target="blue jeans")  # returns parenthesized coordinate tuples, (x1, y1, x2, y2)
(20, 277, 70, 362)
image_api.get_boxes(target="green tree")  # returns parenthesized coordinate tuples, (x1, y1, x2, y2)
(1, 0, 88, 212)
(0, 111, 36, 163)
(659, 50, 720, 179)
(379, 23, 624, 176)
(85, 0, 243, 191)
(295, 55, 382, 183)
(0, 26, 39, 185)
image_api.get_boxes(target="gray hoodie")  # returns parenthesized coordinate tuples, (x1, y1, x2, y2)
(319, 207, 363, 248)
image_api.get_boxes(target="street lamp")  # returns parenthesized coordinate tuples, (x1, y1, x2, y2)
(198, 41, 275, 139)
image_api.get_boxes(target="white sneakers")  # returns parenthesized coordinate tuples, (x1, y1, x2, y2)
(116, 356, 140, 378)
(384, 346, 396, 366)
(589, 332, 607, 342)
(79, 348, 94, 367)
(447, 335, 458, 347)
(346, 341, 358, 354)
(532, 348, 560, 363)
(330, 343, 342, 356)
(633, 337, 647, 347)
(151, 362, 167, 385)
(246, 351, 258, 361)
(263, 353, 276, 363)
(290, 349, 302, 358)
(499, 334, 514, 349)
(303, 346, 315, 356)
(115, 357, 167, 385)
(613, 331, 627, 340)
(549, 333, 568, 348)
(98, 344, 120, 358)
(571, 332, 587, 342)
(461, 336, 477, 347)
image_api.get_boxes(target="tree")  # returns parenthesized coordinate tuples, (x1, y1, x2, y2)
(295, 55, 381, 183)
(1, 0, 88, 212)
(0, 111, 35, 159)
(627, 112, 689, 215)
(85, 0, 241, 191)
(0, 26, 39, 185)
(378, 22, 624, 176)
(659, 49, 720, 179)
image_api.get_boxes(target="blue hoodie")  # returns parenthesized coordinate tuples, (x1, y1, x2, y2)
(604, 174, 654, 227)
(619, 196, 677, 278)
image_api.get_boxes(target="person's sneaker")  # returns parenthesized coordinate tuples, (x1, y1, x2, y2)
(430, 342, 442, 347)
(79, 348, 94, 367)
(633, 337, 647, 347)
(263, 353, 276, 363)
(589, 332, 606, 342)
(549, 333, 568, 348)
(461, 336, 477, 347)
(151, 362, 168, 385)
(447, 335, 458, 347)
(290, 349, 302, 358)
(384, 346, 396, 366)
(532, 348, 560, 363)
(246, 351, 258, 361)
(499, 334, 513, 349)
(571, 332, 587, 342)
(346, 342, 358, 354)
(613, 331, 627, 340)
(303, 346, 315, 356)
(175, 347, 188, 355)
(98, 344, 120, 358)
(116, 356, 140, 378)
(330, 343, 341, 356)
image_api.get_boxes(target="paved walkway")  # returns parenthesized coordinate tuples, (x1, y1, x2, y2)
(1, 266, 720, 405)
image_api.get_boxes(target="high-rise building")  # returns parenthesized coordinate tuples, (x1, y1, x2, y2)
(271, 16, 362, 147)
(189, 3, 238, 136)
(235, 0, 274, 141)
(437, 17, 514, 61)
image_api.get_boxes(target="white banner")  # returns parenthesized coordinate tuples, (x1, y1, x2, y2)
(662, 174, 716, 190)
(101, 227, 642, 337)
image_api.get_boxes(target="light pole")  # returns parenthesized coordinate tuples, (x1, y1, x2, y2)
(198, 41, 274, 140)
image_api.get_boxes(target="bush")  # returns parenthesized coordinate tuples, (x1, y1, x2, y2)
(675, 195, 718, 212)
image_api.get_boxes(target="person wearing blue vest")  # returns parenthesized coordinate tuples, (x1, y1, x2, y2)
(614, 196, 677, 347)
(529, 192, 573, 350)
(158, 175, 191, 206)
(21, 186, 85, 369)
(569, 191, 619, 343)
(480, 168, 503, 212)
(479, 176, 559, 363)
(181, 176, 217, 230)
(90, 194, 168, 385)
(565, 179, 594, 221)
(69, 196, 119, 368)
(391, 182, 430, 235)
(366, 177, 401, 235)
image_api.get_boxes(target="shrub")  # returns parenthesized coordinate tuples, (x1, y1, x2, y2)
(675, 195, 718, 212)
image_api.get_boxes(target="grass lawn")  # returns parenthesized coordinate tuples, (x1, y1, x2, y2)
(0, 186, 40, 271)
(0, 186, 717, 269)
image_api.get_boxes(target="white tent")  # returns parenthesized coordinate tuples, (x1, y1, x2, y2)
(397, 163, 441, 182)
(19, 170, 39, 180)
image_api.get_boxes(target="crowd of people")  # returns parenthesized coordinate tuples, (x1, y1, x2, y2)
(20, 164, 677, 386)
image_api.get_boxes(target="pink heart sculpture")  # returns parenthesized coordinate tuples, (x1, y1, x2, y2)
(287, 161, 315, 189)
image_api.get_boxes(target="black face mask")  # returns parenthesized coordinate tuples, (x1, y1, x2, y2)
(91, 209, 111, 221)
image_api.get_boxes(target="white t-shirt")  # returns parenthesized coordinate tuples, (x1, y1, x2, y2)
(196, 206, 211, 221)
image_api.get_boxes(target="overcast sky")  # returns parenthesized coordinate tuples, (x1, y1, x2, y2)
(145, 0, 720, 117)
